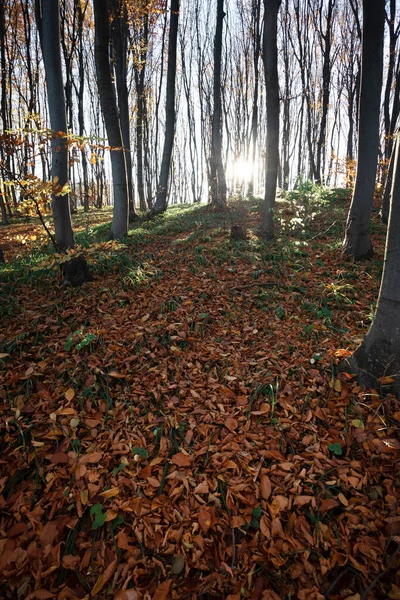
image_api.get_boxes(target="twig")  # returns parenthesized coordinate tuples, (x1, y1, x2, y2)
(231, 527, 236, 569)
(31, 193, 58, 251)
(308, 221, 337, 240)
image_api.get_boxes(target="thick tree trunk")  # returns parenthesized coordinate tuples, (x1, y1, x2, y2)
(36, 0, 74, 251)
(93, 0, 128, 239)
(261, 0, 281, 239)
(342, 0, 384, 260)
(210, 0, 227, 210)
(340, 132, 400, 397)
(152, 0, 180, 216)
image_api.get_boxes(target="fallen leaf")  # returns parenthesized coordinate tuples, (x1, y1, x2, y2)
(171, 452, 191, 467)
(100, 488, 119, 499)
(260, 475, 272, 500)
(65, 388, 75, 401)
(152, 580, 171, 600)
(92, 559, 117, 595)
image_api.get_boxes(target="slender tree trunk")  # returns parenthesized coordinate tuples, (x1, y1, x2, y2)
(111, 0, 137, 220)
(342, 0, 384, 260)
(93, 0, 128, 239)
(210, 0, 227, 209)
(75, 0, 89, 212)
(261, 0, 281, 239)
(315, 0, 335, 185)
(35, 0, 75, 250)
(248, 0, 261, 196)
(340, 130, 400, 397)
(152, 0, 180, 215)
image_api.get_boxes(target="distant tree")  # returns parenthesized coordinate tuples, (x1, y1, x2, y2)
(260, 0, 281, 239)
(93, 0, 129, 239)
(35, 0, 75, 250)
(210, 0, 227, 209)
(342, 0, 385, 260)
(152, 0, 180, 215)
(340, 130, 400, 397)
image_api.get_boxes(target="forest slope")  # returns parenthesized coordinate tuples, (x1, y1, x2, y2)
(0, 193, 399, 600)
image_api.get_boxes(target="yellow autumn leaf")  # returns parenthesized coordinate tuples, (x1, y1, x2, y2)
(334, 379, 342, 392)
(65, 388, 75, 401)
(99, 488, 119, 499)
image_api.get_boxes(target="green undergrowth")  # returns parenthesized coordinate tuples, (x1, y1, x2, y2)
(0, 187, 385, 317)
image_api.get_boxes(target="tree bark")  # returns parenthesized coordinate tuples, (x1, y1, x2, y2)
(210, 0, 227, 209)
(111, 0, 137, 220)
(340, 131, 400, 397)
(152, 0, 180, 216)
(93, 0, 128, 239)
(36, 0, 75, 251)
(342, 0, 384, 260)
(261, 0, 281, 239)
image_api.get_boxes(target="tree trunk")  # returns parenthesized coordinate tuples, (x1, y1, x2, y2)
(152, 0, 180, 216)
(342, 0, 384, 260)
(93, 0, 128, 239)
(261, 0, 281, 239)
(340, 131, 400, 397)
(36, 0, 75, 251)
(111, 0, 137, 220)
(210, 0, 227, 209)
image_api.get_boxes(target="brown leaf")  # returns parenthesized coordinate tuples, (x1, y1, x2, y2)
(225, 417, 238, 431)
(100, 487, 119, 499)
(319, 498, 339, 512)
(152, 580, 172, 600)
(194, 480, 209, 494)
(7, 522, 27, 537)
(260, 475, 272, 500)
(49, 452, 69, 464)
(62, 555, 80, 570)
(91, 558, 117, 596)
(198, 506, 212, 532)
(171, 452, 191, 467)
(114, 591, 138, 600)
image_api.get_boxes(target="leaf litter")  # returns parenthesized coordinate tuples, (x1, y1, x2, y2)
(0, 198, 399, 599)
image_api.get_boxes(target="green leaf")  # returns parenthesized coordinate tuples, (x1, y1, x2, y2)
(90, 503, 107, 530)
(132, 447, 148, 459)
(328, 443, 343, 456)
(110, 514, 124, 532)
(64, 334, 73, 352)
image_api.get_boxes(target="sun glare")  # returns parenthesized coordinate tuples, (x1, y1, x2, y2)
(234, 159, 252, 182)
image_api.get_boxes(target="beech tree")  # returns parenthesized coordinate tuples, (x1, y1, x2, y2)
(35, 0, 75, 250)
(342, 0, 385, 260)
(209, 0, 227, 209)
(152, 0, 180, 215)
(93, 0, 128, 239)
(261, 0, 281, 238)
(340, 131, 400, 397)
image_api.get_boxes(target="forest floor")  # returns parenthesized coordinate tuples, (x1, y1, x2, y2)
(0, 190, 399, 600)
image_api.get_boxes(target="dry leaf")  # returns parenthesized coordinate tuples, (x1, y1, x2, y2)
(171, 452, 191, 467)
(260, 475, 272, 500)
(65, 388, 75, 401)
(92, 559, 117, 595)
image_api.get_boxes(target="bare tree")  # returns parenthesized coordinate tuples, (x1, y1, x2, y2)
(152, 0, 180, 215)
(35, 0, 75, 250)
(342, 0, 385, 259)
(93, 0, 128, 239)
(210, 0, 227, 209)
(261, 0, 281, 238)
